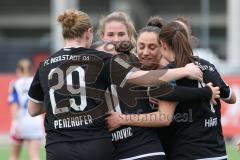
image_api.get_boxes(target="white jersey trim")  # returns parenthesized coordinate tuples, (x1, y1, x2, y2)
(28, 96, 43, 103)
(120, 67, 137, 88)
(119, 152, 165, 160)
(110, 84, 121, 112)
(105, 88, 114, 111)
(195, 155, 228, 160)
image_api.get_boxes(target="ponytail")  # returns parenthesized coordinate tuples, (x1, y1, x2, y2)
(159, 22, 196, 67)
(172, 30, 195, 67)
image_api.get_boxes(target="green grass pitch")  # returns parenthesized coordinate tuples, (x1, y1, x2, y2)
(0, 143, 239, 160)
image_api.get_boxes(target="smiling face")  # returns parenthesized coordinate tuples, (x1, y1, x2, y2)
(101, 21, 130, 43)
(137, 32, 161, 69)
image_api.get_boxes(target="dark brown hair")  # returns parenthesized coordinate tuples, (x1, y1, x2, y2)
(174, 16, 192, 36)
(159, 21, 196, 67)
(138, 16, 163, 39)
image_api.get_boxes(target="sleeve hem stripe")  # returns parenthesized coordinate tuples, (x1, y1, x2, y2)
(120, 67, 137, 88)
(28, 96, 43, 103)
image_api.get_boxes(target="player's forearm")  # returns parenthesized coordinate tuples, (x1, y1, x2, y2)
(120, 112, 172, 127)
(128, 67, 187, 86)
(223, 91, 236, 104)
(28, 100, 46, 116)
(161, 67, 189, 82)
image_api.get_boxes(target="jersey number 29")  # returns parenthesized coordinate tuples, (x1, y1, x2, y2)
(48, 66, 87, 115)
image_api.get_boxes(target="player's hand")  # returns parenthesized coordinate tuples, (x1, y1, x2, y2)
(184, 63, 203, 81)
(237, 140, 240, 152)
(105, 112, 124, 132)
(207, 82, 220, 105)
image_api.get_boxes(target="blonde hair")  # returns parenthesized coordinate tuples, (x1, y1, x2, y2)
(97, 11, 136, 47)
(17, 58, 32, 76)
(57, 9, 92, 39)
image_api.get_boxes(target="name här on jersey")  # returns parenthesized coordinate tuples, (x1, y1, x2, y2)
(205, 117, 218, 127)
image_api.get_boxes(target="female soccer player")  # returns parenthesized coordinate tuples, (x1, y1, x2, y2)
(8, 59, 44, 160)
(157, 21, 236, 160)
(27, 9, 202, 160)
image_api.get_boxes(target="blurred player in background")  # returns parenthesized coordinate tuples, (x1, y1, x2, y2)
(8, 58, 44, 160)
(237, 140, 240, 151)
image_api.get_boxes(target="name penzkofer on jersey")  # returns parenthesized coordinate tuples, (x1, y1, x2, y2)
(54, 115, 93, 129)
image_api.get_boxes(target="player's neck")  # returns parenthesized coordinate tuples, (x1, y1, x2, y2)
(64, 38, 88, 48)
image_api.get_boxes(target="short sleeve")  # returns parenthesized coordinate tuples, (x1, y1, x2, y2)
(211, 64, 231, 100)
(28, 67, 44, 103)
(218, 75, 231, 100)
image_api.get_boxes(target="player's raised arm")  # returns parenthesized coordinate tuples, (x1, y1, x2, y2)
(110, 55, 202, 87)
(127, 62, 202, 86)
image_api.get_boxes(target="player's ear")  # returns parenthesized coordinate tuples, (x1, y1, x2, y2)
(99, 31, 104, 40)
(159, 40, 167, 50)
(159, 40, 163, 48)
(86, 28, 93, 40)
(88, 27, 93, 34)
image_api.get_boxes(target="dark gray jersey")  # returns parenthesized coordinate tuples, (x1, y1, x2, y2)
(167, 58, 230, 160)
(28, 47, 134, 146)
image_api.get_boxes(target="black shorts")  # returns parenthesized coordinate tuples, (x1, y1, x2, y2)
(46, 138, 114, 160)
(114, 140, 166, 160)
